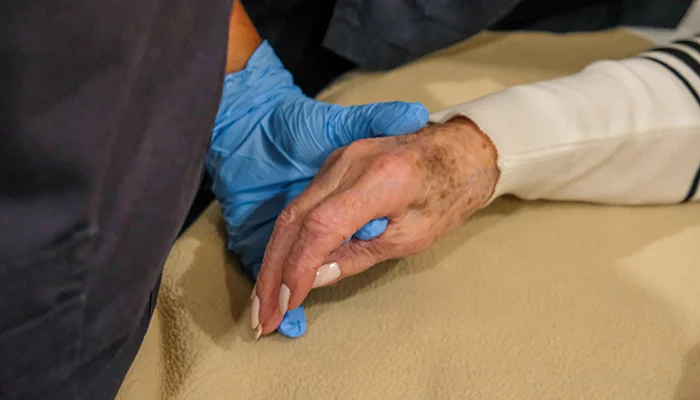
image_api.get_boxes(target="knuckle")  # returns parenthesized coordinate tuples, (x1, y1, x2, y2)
(371, 152, 414, 178)
(276, 204, 301, 228)
(336, 193, 365, 216)
(344, 138, 374, 156)
(328, 147, 344, 161)
(302, 207, 340, 239)
(284, 241, 314, 274)
(322, 147, 347, 171)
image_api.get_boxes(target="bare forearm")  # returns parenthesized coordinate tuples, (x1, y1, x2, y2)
(225, 0, 262, 74)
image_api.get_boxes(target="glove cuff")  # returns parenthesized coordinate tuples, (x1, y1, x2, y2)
(207, 41, 302, 180)
(212, 41, 301, 144)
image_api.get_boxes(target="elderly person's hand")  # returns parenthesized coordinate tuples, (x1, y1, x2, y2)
(207, 40, 430, 338)
(252, 117, 500, 335)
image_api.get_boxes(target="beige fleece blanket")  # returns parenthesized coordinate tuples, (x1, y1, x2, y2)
(117, 30, 700, 400)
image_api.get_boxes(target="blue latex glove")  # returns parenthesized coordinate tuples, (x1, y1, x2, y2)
(205, 41, 429, 337)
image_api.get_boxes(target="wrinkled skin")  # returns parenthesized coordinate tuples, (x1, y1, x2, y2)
(254, 117, 500, 335)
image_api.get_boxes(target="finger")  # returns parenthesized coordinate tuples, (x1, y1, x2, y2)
(254, 156, 352, 333)
(312, 239, 390, 287)
(316, 147, 343, 176)
(241, 183, 307, 337)
(252, 197, 314, 336)
(260, 308, 285, 336)
(254, 140, 379, 330)
(317, 213, 434, 286)
(327, 217, 387, 283)
(311, 238, 390, 288)
(279, 161, 418, 312)
(365, 102, 430, 136)
(335, 101, 429, 145)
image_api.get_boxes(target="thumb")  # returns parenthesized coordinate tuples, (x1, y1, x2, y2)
(336, 101, 430, 144)
(314, 236, 394, 288)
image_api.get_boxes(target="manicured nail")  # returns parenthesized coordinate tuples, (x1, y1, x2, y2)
(313, 262, 341, 288)
(254, 325, 263, 340)
(279, 284, 290, 314)
(251, 295, 260, 330)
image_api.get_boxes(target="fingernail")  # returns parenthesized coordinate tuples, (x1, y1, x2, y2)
(250, 285, 256, 300)
(254, 325, 263, 340)
(279, 284, 290, 314)
(251, 295, 260, 330)
(313, 262, 341, 288)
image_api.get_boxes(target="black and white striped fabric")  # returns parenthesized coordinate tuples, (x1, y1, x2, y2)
(639, 37, 700, 203)
(434, 33, 700, 205)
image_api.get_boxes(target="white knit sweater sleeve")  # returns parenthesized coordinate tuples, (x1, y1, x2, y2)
(431, 37, 700, 205)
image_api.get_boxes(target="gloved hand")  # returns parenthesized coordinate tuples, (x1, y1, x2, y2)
(205, 41, 429, 337)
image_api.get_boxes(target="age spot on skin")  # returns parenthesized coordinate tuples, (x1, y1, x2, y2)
(421, 140, 461, 208)
(393, 133, 417, 147)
